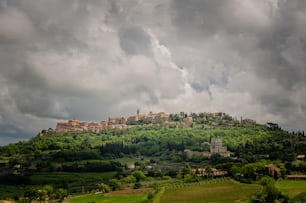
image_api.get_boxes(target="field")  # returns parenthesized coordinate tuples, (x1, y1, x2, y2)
(159, 180, 262, 203)
(65, 179, 306, 203)
(276, 179, 306, 197)
(67, 189, 152, 203)
(67, 193, 148, 203)
(29, 172, 116, 187)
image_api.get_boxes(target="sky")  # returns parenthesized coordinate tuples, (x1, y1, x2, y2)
(0, 0, 306, 145)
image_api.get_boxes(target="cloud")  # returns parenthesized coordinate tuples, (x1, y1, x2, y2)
(119, 26, 152, 56)
(0, 5, 34, 43)
(0, 0, 305, 145)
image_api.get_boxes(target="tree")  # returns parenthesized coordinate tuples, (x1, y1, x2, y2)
(109, 179, 121, 191)
(55, 188, 68, 201)
(230, 165, 241, 179)
(210, 153, 222, 165)
(256, 177, 282, 203)
(121, 175, 136, 184)
(43, 185, 54, 198)
(206, 167, 212, 178)
(24, 187, 39, 202)
(261, 182, 280, 202)
(98, 183, 111, 193)
(181, 164, 192, 179)
(36, 189, 48, 203)
(132, 170, 146, 182)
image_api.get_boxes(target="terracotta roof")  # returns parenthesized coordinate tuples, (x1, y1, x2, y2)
(287, 175, 306, 179)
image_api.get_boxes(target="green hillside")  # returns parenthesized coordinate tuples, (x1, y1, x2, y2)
(0, 112, 305, 201)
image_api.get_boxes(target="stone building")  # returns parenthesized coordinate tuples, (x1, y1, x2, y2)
(265, 164, 281, 178)
(184, 137, 230, 158)
(241, 118, 256, 125)
(56, 119, 84, 133)
(210, 138, 230, 157)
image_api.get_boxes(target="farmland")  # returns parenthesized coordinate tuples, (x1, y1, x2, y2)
(67, 188, 153, 203)
(67, 193, 148, 203)
(276, 179, 306, 197)
(66, 179, 306, 203)
(159, 179, 262, 203)
(66, 179, 263, 203)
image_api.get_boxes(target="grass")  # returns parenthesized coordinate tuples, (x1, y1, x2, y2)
(67, 189, 152, 203)
(159, 180, 262, 203)
(57, 179, 306, 203)
(0, 185, 24, 200)
(276, 179, 306, 197)
(152, 187, 165, 203)
(68, 193, 147, 203)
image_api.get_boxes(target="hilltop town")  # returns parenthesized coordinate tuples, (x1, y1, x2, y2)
(56, 110, 257, 134)
(56, 110, 193, 133)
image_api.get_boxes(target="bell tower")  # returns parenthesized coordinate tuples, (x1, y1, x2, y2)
(136, 109, 140, 120)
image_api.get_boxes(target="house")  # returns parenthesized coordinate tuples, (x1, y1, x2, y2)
(265, 164, 281, 178)
(126, 164, 136, 170)
(183, 116, 193, 126)
(266, 122, 279, 130)
(297, 154, 305, 161)
(163, 121, 178, 128)
(287, 175, 306, 179)
(241, 118, 256, 125)
(13, 164, 21, 169)
(192, 167, 227, 177)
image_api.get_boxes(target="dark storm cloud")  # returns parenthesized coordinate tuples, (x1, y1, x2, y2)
(171, 0, 270, 39)
(255, 0, 306, 90)
(119, 26, 152, 56)
(247, 0, 306, 119)
(0, 0, 305, 145)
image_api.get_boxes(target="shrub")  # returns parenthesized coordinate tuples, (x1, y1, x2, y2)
(109, 179, 121, 191)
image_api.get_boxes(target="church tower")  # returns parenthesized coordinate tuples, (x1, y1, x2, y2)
(136, 109, 140, 121)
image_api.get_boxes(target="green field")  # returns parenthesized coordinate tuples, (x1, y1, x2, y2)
(65, 179, 306, 203)
(29, 172, 116, 188)
(0, 172, 117, 199)
(159, 180, 262, 203)
(276, 179, 306, 197)
(68, 193, 148, 203)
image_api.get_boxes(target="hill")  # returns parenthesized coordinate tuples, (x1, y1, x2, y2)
(0, 112, 305, 201)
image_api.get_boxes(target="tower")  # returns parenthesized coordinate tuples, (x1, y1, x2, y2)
(210, 137, 215, 153)
(136, 109, 140, 120)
